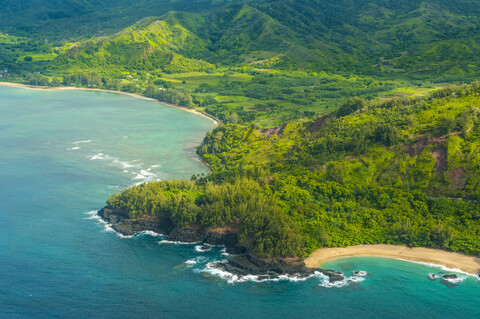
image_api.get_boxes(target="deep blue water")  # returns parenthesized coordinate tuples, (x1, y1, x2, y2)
(1, 86, 479, 319)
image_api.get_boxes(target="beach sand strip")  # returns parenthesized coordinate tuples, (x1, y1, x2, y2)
(305, 244, 480, 274)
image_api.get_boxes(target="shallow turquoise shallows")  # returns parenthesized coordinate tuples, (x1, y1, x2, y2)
(1, 86, 479, 319)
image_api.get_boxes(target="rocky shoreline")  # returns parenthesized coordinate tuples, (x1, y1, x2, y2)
(98, 207, 344, 283)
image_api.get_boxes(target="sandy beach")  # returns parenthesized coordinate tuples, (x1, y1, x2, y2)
(305, 244, 480, 275)
(0, 82, 218, 125)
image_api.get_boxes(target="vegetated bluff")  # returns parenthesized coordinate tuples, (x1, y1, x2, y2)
(107, 84, 480, 259)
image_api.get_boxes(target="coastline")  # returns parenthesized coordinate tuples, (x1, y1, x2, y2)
(97, 207, 344, 282)
(304, 244, 480, 275)
(0, 81, 219, 125)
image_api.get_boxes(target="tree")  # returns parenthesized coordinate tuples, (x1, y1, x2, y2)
(336, 97, 365, 117)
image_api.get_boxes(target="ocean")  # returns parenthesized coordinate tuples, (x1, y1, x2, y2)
(0, 86, 478, 318)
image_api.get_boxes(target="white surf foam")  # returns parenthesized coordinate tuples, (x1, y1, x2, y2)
(67, 146, 81, 151)
(396, 258, 478, 277)
(348, 276, 366, 283)
(185, 256, 210, 267)
(84, 210, 101, 221)
(221, 247, 229, 256)
(196, 256, 208, 264)
(136, 230, 165, 237)
(158, 240, 200, 245)
(195, 245, 212, 252)
(89, 153, 104, 160)
(112, 159, 137, 169)
(131, 169, 158, 182)
(88, 154, 142, 172)
(132, 173, 147, 180)
(441, 276, 466, 284)
(84, 210, 133, 239)
(185, 259, 197, 266)
(140, 169, 156, 176)
(73, 140, 92, 144)
(199, 262, 248, 284)
(198, 262, 331, 284)
(103, 225, 134, 238)
(352, 270, 368, 277)
(317, 274, 365, 288)
(85, 212, 166, 239)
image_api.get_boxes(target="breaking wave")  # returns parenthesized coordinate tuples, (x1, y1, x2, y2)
(158, 239, 200, 245)
(196, 261, 346, 285)
(73, 140, 92, 144)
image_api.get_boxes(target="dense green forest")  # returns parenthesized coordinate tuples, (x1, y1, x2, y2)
(108, 84, 480, 258)
(1, 0, 480, 260)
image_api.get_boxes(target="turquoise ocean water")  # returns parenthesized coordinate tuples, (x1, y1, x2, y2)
(0, 86, 479, 318)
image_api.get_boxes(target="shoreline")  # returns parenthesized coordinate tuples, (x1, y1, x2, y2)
(304, 244, 480, 275)
(97, 207, 344, 282)
(0, 81, 219, 125)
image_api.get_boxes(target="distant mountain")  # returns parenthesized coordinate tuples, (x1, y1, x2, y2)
(0, 0, 230, 38)
(43, 0, 480, 79)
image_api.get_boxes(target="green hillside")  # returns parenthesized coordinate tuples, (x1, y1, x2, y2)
(51, 13, 214, 74)
(2, 0, 480, 84)
(0, 0, 229, 38)
(108, 84, 480, 258)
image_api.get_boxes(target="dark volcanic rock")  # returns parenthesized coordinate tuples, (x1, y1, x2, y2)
(322, 270, 344, 283)
(98, 207, 173, 236)
(168, 227, 205, 243)
(442, 274, 458, 280)
(215, 254, 344, 282)
(97, 207, 342, 281)
(223, 254, 311, 276)
(97, 207, 245, 253)
(197, 245, 211, 252)
(167, 227, 245, 254)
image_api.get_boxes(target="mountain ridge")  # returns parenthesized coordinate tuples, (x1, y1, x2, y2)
(26, 0, 478, 79)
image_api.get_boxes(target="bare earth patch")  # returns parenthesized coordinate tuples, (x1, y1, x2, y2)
(448, 167, 466, 190)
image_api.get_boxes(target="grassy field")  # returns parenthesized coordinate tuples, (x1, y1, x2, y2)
(379, 86, 441, 99)
(147, 69, 414, 127)
(16, 53, 58, 62)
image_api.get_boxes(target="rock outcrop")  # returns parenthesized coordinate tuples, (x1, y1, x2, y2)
(97, 207, 343, 282)
(215, 254, 344, 282)
(98, 207, 173, 236)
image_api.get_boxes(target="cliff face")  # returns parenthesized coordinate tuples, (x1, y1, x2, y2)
(98, 207, 245, 253)
(97, 207, 344, 282)
(98, 207, 173, 236)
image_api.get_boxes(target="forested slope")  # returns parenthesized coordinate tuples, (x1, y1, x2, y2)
(0, 0, 228, 38)
(108, 84, 480, 259)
